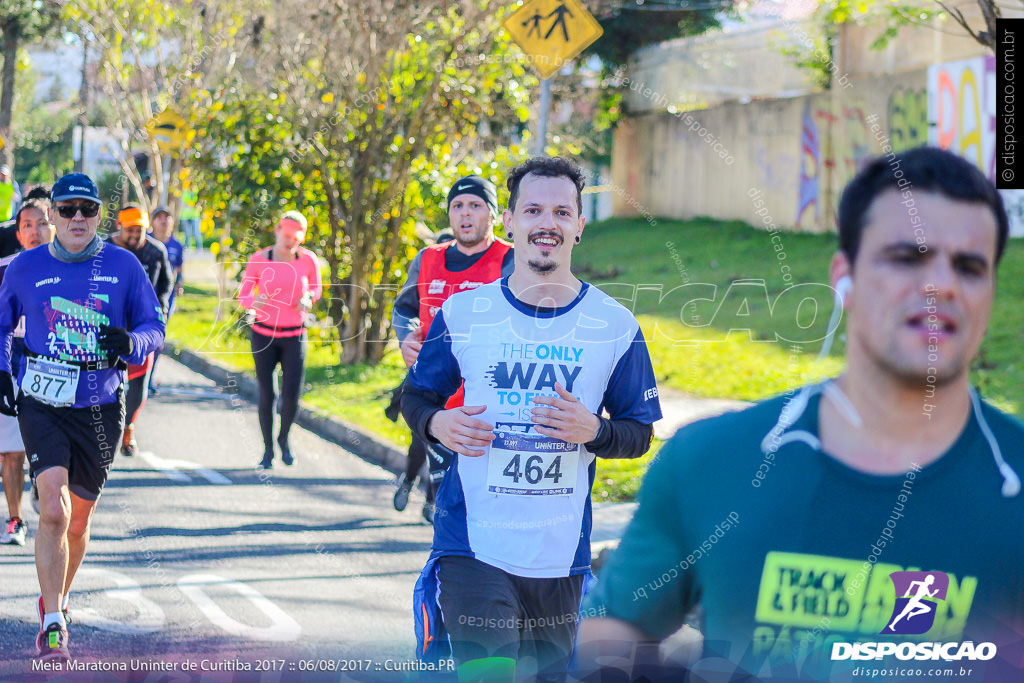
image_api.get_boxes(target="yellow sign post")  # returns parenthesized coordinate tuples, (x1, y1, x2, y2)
(145, 108, 188, 154)
(504, 0, 603, 79)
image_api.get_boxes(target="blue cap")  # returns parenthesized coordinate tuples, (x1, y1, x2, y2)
(51, 173, 100, 204)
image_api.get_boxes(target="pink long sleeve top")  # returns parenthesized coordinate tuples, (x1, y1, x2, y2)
(238, 246, 323, 338)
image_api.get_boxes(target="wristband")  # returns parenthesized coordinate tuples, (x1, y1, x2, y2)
(589, 415, 608, 446)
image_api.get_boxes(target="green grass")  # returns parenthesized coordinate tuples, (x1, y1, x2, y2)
(169, 217, 1024, 501)
(168, 283, 413, 448)
(578, 217, 845, 398)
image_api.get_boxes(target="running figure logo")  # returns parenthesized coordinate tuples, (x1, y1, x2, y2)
(882, 571, 950, 635)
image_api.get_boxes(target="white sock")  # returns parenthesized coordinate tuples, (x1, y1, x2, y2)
(43, 611, 66, 629)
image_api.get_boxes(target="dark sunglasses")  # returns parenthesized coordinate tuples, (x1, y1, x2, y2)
(56, 203, 100, 219)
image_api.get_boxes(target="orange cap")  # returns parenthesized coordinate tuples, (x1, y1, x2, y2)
(118, 207, 149, 228)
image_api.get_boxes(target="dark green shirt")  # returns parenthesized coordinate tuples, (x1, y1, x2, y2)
(586, 388, 1024, 679)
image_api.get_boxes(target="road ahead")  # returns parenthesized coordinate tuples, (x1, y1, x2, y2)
(0, 357, 439, 681)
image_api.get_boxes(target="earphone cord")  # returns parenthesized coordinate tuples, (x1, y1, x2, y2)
(970, 388, 1021, 498)
(788, 289, 1018, 497)
(817, 287, 846, 362)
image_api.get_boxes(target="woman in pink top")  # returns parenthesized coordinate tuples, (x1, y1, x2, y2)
(238, 211, 322, 469)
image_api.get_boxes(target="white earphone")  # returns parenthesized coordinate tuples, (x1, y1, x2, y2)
(835, 276, 853, 305)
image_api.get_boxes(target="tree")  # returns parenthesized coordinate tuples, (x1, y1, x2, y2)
(13, 105, 75, 185)
(190, 1, 532, 366)
(62, 0, 259, 217)
(578, 1, 739, 141)
(937, 0, 1000, 50)
(586, 0, 735, 68)
(0, 0, 62, 169)
(820, 1, 1001, 52)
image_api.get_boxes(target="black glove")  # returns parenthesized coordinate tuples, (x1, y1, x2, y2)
(0, 371, 17, 417)
(98, 325, 133, 361)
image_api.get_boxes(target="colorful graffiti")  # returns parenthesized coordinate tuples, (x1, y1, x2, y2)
(796, 102, 820, 229)
(928, 56, 996, 179)
(795, 100, 873, 229)
(928, 56, 1024, 236)
(887, 87, 928, 152)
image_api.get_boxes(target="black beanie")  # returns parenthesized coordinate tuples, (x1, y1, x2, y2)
(447, 176, 498, 215)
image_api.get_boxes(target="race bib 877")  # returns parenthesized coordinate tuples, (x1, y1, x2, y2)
(22, 357, 80, 407)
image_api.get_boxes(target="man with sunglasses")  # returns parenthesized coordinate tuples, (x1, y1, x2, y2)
(0, 173, 165, 662)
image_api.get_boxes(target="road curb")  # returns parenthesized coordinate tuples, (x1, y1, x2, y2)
(163, 342, 636, 542)
(163, 342, 413, 481)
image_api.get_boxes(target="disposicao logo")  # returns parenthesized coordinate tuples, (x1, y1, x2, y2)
(883, 571, 947, 635)
(831, 571, 996, 662)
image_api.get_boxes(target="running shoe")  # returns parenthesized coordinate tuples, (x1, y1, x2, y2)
(36, 622, 70, 662)
(3, 517, 26, 545)
(421, 501, 435, 524)
(280, 443, 295, 467)
(256, 453, 274, 470)
(393, 475, 413, 512)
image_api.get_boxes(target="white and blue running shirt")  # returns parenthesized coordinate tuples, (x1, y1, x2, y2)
(409, 276, 662, 578)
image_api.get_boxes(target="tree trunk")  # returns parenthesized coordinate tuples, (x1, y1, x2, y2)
(0, 20, 21, 169)
(340, 271, 369, 364)
(166, 152, 182, 217)
(363, 208, 407, 363)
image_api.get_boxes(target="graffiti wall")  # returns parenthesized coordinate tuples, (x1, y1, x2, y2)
(613, 61, 1023, 235)
(928, 56, 1024, 235)
(612, 70, 929, 233)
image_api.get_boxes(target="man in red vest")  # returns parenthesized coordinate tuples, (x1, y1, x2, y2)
(390, 176, 513, 522)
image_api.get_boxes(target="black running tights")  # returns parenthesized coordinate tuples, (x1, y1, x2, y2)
(251, 330, 306, 454)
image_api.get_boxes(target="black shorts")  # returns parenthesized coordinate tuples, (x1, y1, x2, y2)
(438, 555, 585, 681)
(19, 390, 126, 501)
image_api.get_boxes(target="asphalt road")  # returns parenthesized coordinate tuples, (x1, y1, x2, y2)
(0, 357, 440, 681)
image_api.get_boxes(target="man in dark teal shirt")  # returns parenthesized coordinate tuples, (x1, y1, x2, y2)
(578, 147, 1024, 682)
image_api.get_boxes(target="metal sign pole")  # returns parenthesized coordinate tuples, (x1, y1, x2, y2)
(534, 78, 552, 156)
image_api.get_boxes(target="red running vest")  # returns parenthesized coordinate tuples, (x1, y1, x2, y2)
(417, 238, 512, 408)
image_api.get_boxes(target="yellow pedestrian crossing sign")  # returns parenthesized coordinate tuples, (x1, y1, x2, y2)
(504, 0, 603, 79)
(146, 108, 188, 154)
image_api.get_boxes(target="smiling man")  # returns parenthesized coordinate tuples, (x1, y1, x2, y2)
(403, 157, 662, 681)
(0, 173, 164, 662)
(576, 147, 1024, 682)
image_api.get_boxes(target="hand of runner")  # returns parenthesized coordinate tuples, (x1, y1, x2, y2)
(531, 382, 601, 444)
(400, 329, 423, 368)
(0, 371, 17, 417)
(97, 325, 133, 359)
(428, 405, 495, 457)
